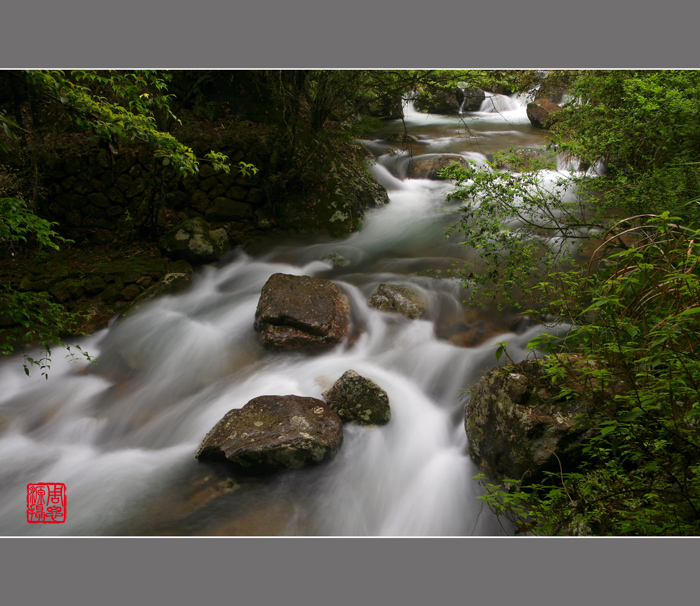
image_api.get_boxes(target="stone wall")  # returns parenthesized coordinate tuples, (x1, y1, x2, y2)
(43, 139, 387, 241)
(44, 144, 268, 236)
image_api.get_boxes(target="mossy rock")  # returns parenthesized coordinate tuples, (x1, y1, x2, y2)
(322, 370, 391, 425)
(158, 217, 229, 264)
(526, 99, 563, 130)
(464, 357, 625, 483)
(274, 158, 388, 237)
(195, 395, 343, 472)
(406, 155, 468, 180)
(368, 283, 427, 320)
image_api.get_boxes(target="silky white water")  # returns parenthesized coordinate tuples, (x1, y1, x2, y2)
(0, 96, 567, 536)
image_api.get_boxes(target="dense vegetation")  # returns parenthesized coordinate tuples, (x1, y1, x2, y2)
(0, 71, 239, 375)
(443, 70, 700, 535)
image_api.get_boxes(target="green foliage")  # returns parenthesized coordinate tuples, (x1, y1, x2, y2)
(236, 160, 258, 178)
(0, 197, 69, 250)
(476, 217, 700, 535)
(27, 70, 203, 177)
(550, 71, 700, 218)
(407, 69, 519, 96)
(0, 289, 95, 379)
(441, 154, 597, 309)
(453, 70, 700, 534)
(443, 71, 700, 310)
(1, 197, 95, 377)
(10, 70, 257, 181)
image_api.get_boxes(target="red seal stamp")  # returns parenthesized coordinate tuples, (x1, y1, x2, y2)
(27, 483, 66, 524)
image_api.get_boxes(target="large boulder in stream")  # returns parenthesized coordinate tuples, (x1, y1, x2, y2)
(195, 395, 343, 471)
(158, 217, 228, 265)
(255, 273, 351, 352)
(368, 283, 427, 320)
(414, 88, 461, 114)
(406, 155, 469, 180)
(526, 99, 563, 129)
(322, 370, 391, 425)
(465, 357, 617, 483)
(457, 87, 486, 112)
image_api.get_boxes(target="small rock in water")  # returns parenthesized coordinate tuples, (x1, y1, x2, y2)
(195, 395, 343, 472)
(322, 370, 391, 425)
(385, 132, 420, 144)
(321, 253, 351, 268)
(368, 283, 427, 320)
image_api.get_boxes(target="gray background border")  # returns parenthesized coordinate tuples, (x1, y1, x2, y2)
(2, 1, 698, 68)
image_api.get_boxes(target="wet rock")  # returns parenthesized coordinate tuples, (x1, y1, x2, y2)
(84, 275, 107, 296)
(406, 155, 468, 180)
(526, 99, 563, 129)
(158, 217, 229, 264)
(464, 358, 606, 482)
(73, 304, 115, 334)
(120, 284, 141, 301)
(385, 132, 420, 144)
(366, 94, 404, 120)
(322, 370, 391, 425)
(321, 253, 351, 268)
(195, 395, 343, 471)
(449, 321, 503, 348)
(484, 83, 513, 96)
(413, 87, 485, 114)
(368, 283, 427, 320)
(414, 89, 461, 114)
(456, 87, 486, 112)
(254, 273, 350, 352)
(209, 228, 228, 256)
(99, 280, 125, 304)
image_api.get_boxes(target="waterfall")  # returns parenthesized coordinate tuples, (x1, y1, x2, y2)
(0, 100, 554, 537)
(478, 92, 523, 113)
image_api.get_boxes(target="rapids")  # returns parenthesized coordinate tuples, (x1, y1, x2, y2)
(0, 95, 574, 536)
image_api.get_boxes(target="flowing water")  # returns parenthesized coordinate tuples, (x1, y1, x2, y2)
(0, 95, 573, 536)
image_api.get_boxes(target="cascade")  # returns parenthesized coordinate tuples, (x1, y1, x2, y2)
(0, 96, 557, 536)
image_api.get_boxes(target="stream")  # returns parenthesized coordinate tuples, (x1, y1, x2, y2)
(0, 94, 567, 536)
